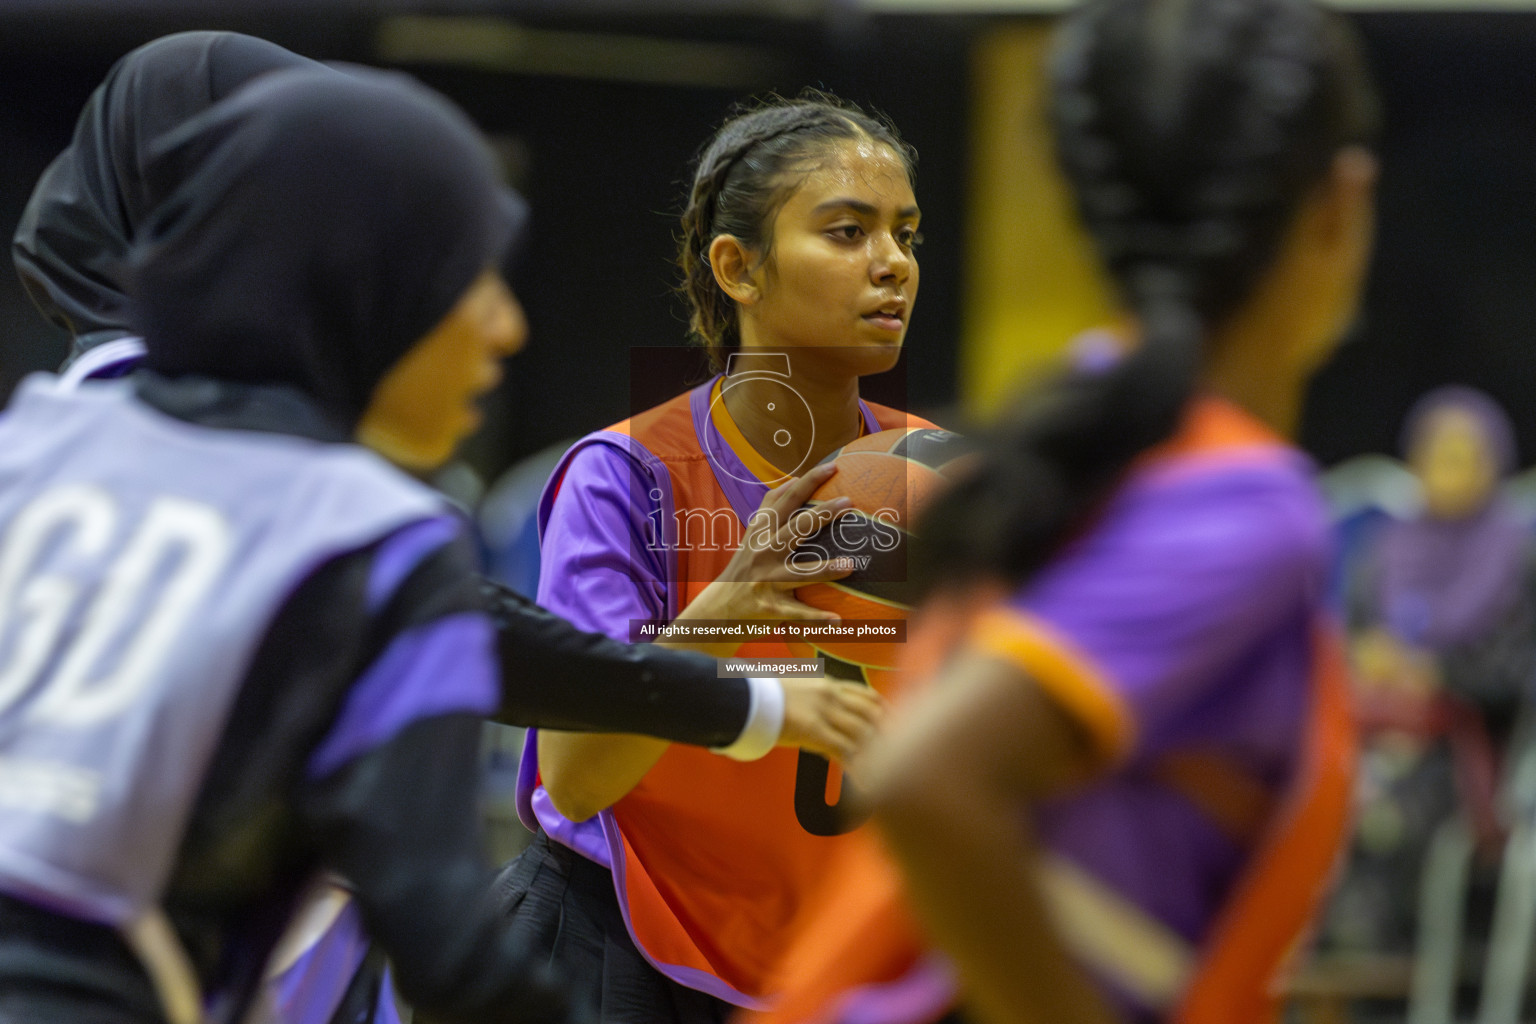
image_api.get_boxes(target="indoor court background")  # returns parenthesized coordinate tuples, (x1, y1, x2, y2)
(4, 1, 1534, 488)
(3, 3, 1535, 1020)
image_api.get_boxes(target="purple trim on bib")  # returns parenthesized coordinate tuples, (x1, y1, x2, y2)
(513, 732, 613, 866)
(833, 955, 958, 1024)
(307, 612, 498, 779)
(514, 730, 541, 833)
(269, 901, 371, 1024)
(535, 792, 614, 867)
(365, 516, 460, 613)
(858, 400, 883, 438)
(59, 337, 146, 388)
(368, 970, 399, 1024)
(516, 741, 765, 1006)
(508, 739, 767, 1007)
(600, 809, 768, 1010)
(373, 967, 404, 1024)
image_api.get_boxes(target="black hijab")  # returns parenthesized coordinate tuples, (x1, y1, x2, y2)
(12, 32, 324, 361)
(129, 67, 515, 430)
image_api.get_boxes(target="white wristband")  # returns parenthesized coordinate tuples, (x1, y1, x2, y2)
(712, 677, 785, 761)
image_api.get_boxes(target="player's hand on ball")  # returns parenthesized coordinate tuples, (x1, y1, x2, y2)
(778, 675, 885, 763)
(693, 463, 856, 624)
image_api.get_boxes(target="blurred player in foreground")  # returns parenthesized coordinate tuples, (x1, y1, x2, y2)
(748, 1, 1381, 1022)
(0, 64, 575, 1024)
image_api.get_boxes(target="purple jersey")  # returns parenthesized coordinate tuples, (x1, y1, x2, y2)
(961, 397, 1334, 1015)
(800, 397, 1343, 1024)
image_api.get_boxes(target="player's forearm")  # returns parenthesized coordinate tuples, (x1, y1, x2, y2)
(875, 781, 1117, 1024)
(536, 730, 669, 822)
(481, 580, 748, 746)
(862, 655, 1113, 1024)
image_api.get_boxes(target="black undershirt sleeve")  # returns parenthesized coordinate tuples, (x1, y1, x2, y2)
(479, 579, 749, 747)
(299, 714, 576, 1024)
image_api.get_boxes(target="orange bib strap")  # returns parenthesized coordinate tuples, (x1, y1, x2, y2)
(1171, 622, 1357, 1024)
(1150, 751, 1274, 849)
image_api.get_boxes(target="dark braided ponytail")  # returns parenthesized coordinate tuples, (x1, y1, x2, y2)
(677, 90, 917, 371)
(922, 0, 1378, 585)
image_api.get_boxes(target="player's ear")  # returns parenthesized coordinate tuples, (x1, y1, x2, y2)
(708, 235, 761, 307)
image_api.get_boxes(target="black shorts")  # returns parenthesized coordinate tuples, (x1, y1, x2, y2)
(495, 831, 732, 1024)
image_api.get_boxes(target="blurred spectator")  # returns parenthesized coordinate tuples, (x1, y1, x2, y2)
(1355, 386, 1534, 744)
(1322, 385, 1536, 958)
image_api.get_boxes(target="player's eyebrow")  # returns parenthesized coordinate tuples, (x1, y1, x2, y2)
(813, 198, 921, 220)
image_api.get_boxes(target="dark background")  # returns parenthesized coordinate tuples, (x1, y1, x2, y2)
(1, 4, 1533, 486)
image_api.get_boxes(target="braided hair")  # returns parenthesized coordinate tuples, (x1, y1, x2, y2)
(677, 90, 917, 371)
(922, 0, 1379, 586)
